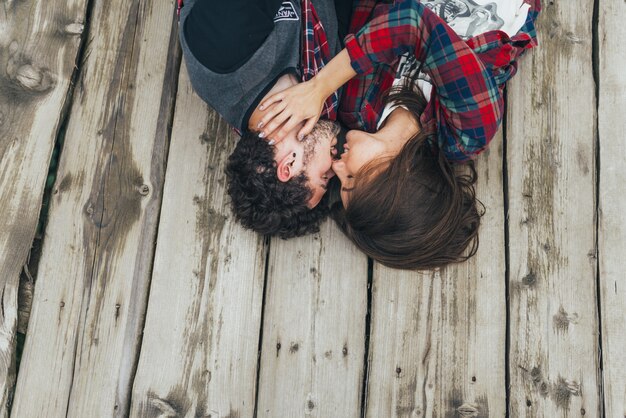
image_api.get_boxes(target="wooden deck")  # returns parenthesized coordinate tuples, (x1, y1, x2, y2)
(1, 0, 624, 417)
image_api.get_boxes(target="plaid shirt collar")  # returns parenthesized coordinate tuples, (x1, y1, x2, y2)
(300, 0, 338, 121)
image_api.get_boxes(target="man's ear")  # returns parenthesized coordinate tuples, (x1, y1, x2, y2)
(276, 153, 296, 182)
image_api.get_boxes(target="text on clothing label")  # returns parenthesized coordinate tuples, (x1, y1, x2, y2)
(274, 1, 299, 22)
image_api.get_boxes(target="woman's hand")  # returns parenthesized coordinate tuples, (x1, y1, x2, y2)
(257, 49, 357, 144)
(256, 78, 328, 144)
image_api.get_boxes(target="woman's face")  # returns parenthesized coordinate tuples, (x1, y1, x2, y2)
(331, 129, 389, 206)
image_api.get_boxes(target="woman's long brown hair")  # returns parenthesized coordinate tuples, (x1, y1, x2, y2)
(332, 83, 483, 270)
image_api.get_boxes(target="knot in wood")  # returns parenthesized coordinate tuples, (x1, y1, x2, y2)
(64, 23, 84, 35)
(530, 367, 542, 382)
(139, 184, 150, 196)
(9, 41, 19, 55)
(552, 377, 581, 409)
(565, 32, 583, 44)
(457, 403, 478, 417)
(553, 306, 579, 333)
(16, 65, 40, 86)
(15, 64, 55, 92)
(522, 272, 537, 286)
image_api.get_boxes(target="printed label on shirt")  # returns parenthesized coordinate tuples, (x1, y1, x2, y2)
(395, 54, 420, 80)
(378, 54, 433, 129)
(394, 54, 431, 87)
(274, 1, 299, 22)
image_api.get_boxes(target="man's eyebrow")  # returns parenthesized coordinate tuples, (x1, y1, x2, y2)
(341, 187, 354, 192)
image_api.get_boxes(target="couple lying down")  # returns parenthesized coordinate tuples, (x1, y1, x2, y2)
(178, 0, 540, 269)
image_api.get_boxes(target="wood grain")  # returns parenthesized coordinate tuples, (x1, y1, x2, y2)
(0, 0, 88, 414)
(506, 1, 600, 416)
(129, 67, 267, 418)
(7, 0, 618, 414)
(10, 0, 180, 416)
(598, 0, 626, 416)
(364, 143, 506, 418)
(256, 221, 368, 417)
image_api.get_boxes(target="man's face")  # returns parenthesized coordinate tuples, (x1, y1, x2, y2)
(246, 74, 339, 208)
(273, 120, 340, 208)
(301, 120, 341, 207)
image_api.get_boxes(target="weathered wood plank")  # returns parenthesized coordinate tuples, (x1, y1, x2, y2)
(364, 143, 506, 417)
(0, 0, 88, 413)
(10, 0, 180, 416)
(506, 1, 600, 416)
(598, 0, 626, 416)
(129, 67, 267, 418)
(256, 222, 368, 417)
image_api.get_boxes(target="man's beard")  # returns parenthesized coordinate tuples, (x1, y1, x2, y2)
(302, 120, 340, 164)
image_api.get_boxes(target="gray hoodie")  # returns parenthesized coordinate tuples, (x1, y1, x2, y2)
(179, 0, 342, 132)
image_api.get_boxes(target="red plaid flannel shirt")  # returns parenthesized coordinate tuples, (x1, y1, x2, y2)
(340, 0, 541, 161)
(301, 0, 339, 120)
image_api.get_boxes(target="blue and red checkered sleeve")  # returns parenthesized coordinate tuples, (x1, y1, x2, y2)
(344, 0, 504, 161)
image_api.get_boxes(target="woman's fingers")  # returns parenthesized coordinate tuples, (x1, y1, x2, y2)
(262, 111, 293, 142)
(269, 115, 306, 144)
(298, 117, 318, 141)
(266, 121, 290, 145)
(258, 92, 284, 111)
(255, 78, 329, 142)
(270, 114, 318, 145)
(257, 101, 287, 135)
(264, 112, 319, 144)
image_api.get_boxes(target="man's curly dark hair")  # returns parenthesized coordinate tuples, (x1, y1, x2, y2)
(225, 131, 329, 238)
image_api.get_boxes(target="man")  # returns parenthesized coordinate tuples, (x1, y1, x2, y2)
(177, 0, 351, 238)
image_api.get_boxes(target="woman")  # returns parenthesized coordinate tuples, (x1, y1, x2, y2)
(257, 0, 540, 269)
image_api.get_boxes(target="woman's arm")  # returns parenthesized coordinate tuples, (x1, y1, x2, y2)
(260, 0, 503, 153)
(345, 0, 502, 157)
